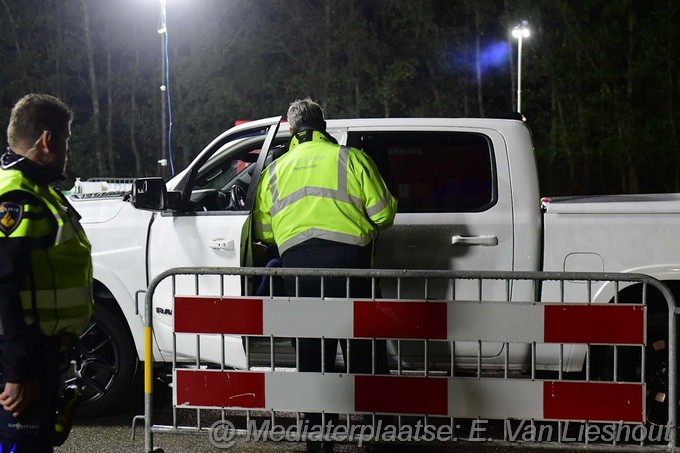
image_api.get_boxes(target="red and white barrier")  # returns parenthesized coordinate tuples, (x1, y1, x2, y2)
(173, 296, 646, 423)
(175, 370, 644, 422)
(174, 296, 644, 344)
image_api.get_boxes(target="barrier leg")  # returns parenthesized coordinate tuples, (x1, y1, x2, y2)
(144, 325, 155, 452)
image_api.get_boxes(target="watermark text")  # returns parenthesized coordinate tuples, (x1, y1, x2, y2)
(207, 419, 673, 449)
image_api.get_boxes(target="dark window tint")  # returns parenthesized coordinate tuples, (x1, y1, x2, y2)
(348, 132, 495, 213)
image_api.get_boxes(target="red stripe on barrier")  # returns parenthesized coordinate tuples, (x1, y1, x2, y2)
(543, 381, 644, 423)
(174, 296, 263, 334)
(175, 370, 265, 408)
(544, 305, 644, 344)
(355, 376, 448, 415)
(353, 301, 447, 339)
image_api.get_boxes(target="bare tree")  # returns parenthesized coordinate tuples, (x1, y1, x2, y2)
(130, 46, 143, 177)
(80, 0, 105, 175)
(1, 0, 29, 89)
(474, 6, 485, 117)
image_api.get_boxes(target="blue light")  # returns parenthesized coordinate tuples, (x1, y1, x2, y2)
(479, 41, 510, 72)
(445, 41, 511, 76)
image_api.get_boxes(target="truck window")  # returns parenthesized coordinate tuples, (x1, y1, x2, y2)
(187, 137, 288, 212)
(194, 140, 261, 193)
(347, 132, 496, 213)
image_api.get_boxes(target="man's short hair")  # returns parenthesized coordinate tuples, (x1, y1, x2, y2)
(287, 98, 326, 132)
(7, 94, 72, 150)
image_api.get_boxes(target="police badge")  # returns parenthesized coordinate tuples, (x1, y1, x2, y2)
(0, 202, 23, 235)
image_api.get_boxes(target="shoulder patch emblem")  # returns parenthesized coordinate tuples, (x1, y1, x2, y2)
(0, 202, 24, 235)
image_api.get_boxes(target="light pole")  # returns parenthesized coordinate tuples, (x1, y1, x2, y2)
(158, 0, 168, 179)
(512, 20, 530, 113)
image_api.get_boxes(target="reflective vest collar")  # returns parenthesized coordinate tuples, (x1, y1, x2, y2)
(289, 129, 337, 151)
(0, 150, 65, 185)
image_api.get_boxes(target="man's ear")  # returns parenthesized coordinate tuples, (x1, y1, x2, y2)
(35, 130, 51, 155)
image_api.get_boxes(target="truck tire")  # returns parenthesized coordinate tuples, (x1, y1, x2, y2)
(597, 313, 670, 424)
(76, 304, 139, 418)
(644, 313, 671, 425)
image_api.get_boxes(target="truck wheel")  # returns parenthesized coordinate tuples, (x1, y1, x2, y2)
(595, 344, 641, 382)
(597, 313, 670, 424)
(645, 313, 670, 425)
(76, 304, 139, 417)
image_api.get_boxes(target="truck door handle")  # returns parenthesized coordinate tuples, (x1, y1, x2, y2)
(208, 238, 234, 251)
(451, 235, 498, 246)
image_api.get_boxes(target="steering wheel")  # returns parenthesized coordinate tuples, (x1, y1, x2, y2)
(229, 185, 247, 210)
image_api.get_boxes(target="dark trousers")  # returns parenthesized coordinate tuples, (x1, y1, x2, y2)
(282, 239, 389, 428)
(0, 338, 58, 452)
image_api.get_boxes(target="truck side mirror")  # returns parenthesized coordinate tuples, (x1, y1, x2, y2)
(131, 177, 167, 211)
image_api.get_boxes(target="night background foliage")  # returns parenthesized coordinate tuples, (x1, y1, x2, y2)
(1, 0, 678, 196)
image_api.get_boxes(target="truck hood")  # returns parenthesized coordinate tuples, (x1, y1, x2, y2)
(542, 193, 680, 214)
(68, 193, 128, 223)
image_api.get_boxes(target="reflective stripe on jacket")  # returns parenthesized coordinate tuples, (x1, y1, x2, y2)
(0, 169, 94, 337)
(254, 130, 397, 254)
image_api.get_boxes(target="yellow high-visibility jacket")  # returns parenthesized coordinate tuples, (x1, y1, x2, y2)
(0, 168, 94, 338)
(254, 129, 397, 254)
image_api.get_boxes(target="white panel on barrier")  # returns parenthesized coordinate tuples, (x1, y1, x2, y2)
(448, 379, 542, 419)
(263, 298, 354, 338)
(447, 301, 544, 342)
(265, 372, 355, 413)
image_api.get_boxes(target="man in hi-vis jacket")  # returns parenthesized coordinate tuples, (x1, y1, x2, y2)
(0, 94, 93, 452)
(254, 98, 397, 453)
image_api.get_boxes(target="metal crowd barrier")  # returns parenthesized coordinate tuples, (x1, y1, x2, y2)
(138, 268, 679, 452)
(86, 177, 135, 186)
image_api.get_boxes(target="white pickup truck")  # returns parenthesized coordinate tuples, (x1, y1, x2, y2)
(70, 116, 680, 416)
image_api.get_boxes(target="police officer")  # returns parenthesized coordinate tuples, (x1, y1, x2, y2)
(254, 98, 397, 453)
(0, 94, 94, 452)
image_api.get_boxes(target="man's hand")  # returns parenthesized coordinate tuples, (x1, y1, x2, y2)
(0, 381, 40, 417)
